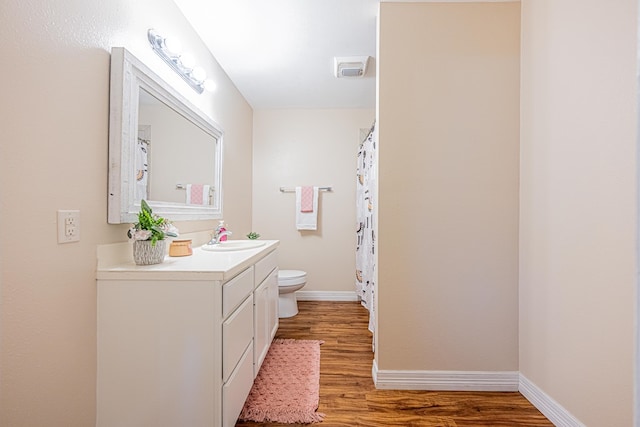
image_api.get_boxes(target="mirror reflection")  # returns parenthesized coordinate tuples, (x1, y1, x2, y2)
(137, 89, 219, 204)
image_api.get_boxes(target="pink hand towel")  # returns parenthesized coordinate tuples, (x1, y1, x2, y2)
(295, 187, 319, 231)
(300, 186, 314, 212)
(189, 184, 204, 205)
(186, 184, 210, 205)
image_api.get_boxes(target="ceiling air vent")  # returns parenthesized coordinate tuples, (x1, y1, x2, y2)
(334, 56, 371, 78)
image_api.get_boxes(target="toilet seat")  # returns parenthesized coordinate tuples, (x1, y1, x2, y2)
(278, 270, 307, 287)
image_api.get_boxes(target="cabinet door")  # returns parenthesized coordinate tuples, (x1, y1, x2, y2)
(254, 268, 279, 375)
(267, 268, 279, 340)
(253, 277, 269, 375)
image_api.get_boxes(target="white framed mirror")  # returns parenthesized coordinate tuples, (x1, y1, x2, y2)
(108, 47, 223, 224)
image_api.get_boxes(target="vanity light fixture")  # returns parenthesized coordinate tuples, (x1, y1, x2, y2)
(147, 29, 216, 94)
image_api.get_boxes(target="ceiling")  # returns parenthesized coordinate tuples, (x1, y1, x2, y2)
(172, 0, 379, 110)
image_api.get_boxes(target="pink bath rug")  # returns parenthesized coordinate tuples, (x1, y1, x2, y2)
(238, 339, 325, 424)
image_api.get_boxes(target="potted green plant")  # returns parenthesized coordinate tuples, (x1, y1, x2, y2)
(128, 200, 178, 265)
(246, 231, 260, 240)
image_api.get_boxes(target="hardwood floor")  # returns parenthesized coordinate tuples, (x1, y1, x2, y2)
(236, 301, 553, 427)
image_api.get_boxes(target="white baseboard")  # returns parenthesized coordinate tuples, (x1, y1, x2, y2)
(372, 359, 519, 391)
(296, 290, 359, 301)
(519, 374, 585, 427)
(370, 364, 584, 423)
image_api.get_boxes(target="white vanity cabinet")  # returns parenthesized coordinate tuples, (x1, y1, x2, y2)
(96, 241, 279, 427)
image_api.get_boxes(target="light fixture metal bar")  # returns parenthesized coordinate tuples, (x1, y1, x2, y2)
(147, 29, 205, 94)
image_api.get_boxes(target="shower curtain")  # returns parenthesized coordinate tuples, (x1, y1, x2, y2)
(356, 122, 376, 337)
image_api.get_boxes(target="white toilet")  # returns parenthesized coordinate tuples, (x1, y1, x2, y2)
(277, 270, 307, 318)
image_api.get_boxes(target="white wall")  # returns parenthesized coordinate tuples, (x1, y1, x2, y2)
(0, 0, 253, 425)
(252, 109, 374, 294)
(519, 0, 637, 425)
(376, 2, 521, 371)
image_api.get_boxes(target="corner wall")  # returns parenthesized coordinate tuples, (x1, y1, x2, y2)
(376, 2, 520, 372)
(519, 1, 637, 425)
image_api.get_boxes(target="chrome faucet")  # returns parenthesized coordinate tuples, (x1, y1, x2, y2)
(208, 230, 233, 245)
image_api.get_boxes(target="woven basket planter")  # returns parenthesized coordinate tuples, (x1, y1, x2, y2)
(133, 240, 166, 265)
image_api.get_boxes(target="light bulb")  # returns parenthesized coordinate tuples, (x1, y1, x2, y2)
(163, 37, 182, 56)
(191, 66, 206, 82)
(203, 79, 217, 92)
(180, 53, 195, 70)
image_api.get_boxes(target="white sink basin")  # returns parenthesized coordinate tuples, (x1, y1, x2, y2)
(201, 240, 266, 252)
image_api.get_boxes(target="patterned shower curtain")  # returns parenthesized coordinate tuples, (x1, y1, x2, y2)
(356, 122, 376, 336)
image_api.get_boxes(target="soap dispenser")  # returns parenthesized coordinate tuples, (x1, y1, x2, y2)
(217, 220, 228, 242)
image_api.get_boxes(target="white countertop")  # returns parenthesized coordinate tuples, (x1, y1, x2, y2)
(97, 240, 279, 282)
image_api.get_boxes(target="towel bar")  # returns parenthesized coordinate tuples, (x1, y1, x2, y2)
(279, 186, 332, 193)
(176, 184, 214, 192)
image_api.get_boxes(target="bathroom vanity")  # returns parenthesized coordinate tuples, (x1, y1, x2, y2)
(96, 240, 279, 427)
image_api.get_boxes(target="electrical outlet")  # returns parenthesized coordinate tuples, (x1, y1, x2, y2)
(57, 210, 80, 243)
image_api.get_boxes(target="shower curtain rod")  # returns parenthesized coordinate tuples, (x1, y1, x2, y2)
(279, 186, 333, 192)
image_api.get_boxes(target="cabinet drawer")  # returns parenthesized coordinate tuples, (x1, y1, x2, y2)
(254, 250, 278, 288)
(222, 342, 254, 427)
(222, 267, 254, 318)
(223, 294, 254, 382)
